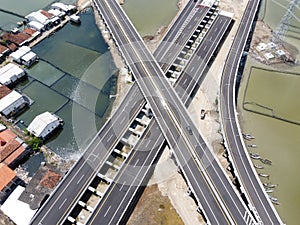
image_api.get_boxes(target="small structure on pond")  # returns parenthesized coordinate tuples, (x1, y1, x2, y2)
(27, 112, 63, 140)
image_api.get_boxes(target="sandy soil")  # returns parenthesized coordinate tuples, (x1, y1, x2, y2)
(249, 20, 298, 66)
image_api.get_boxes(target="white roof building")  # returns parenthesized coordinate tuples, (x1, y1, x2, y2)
(10, 46, 31, 63)
(27, 112, 62, 140)
(28, 20, 45, 32)
(0, 91, 27, 117)
(0, 63, 26, 86)
(25, 11, 50, 26)
(267, 42, 276, 49)
(1, 186, 37, 225)
(51, 2, 76, 13)
(256, 43, 267, 52)
(48, 9, 66, 18)
(264, 52, 275, 60)
(276, 49, 285, 57)
(21, 51, 38, 67)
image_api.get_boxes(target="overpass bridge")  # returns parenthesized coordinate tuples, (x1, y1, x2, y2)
(220, 0, 284, 224)
(89, 0, 256, 224)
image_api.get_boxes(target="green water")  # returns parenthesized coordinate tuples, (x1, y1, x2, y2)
(122, 0, 179, 37)
(12, 9, 117, 157)
(238, 0, 300, 224)
(27, 61, 65, 86)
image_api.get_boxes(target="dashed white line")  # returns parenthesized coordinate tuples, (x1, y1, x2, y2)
(107, 134, 114, 142)
(119, 181, 126, 191)
(104, 205, 111, 217)
(58, 198, 67, 210)
(133, 159, 140, 168)
(145, 139, 151, 148)
(77, 174, 85, 184)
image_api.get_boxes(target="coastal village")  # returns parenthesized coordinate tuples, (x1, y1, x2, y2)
(0, 2, 85, 225)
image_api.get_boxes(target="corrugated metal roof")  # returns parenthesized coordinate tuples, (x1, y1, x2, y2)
(27, 112, 60, 137)
(10, 46, 31, 60)
(0, 91, 25, 112)
(0, 63, 25, 85)
(21, 51, 37, 62)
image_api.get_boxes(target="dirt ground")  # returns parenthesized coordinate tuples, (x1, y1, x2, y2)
(127, 184, 184, 225)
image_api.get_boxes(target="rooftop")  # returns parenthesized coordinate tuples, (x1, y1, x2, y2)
(0, 63, 25, 85)
(0, 163, 16, 191)
(26, 11, 49, 25)
(40, 10, 54, 19)
(8, 43, 17, 52)
(0, 45, 9, 54)
(1, 32, 30, 46)
(0, 185, 37, 225)
(2, 144, 26, 167)
(19, 164, 63, 210)
(23, 28, 38, 36)
(0, 85, 12, 99)
(0, 129, 17, 141)
(21, 51, 37, 62)
(0, 139, 21, 162)
(0, 91, 25, 112)
(10, 46, 31, 60)
(27, 111, 60, 137)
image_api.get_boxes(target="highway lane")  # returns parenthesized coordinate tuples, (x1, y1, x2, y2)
(154, 2, 211, 71)
(85, 14, 233, 225)
(31, 84, 145, 225)
(220, 0, 284, 224)
(86, 120, 165, 225)
(176, 14, 232, 105)
(96, 0, 256, 224)
(31, 1, 213, 224)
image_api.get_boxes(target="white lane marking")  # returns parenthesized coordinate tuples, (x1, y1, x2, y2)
(119, 181, 126, 192)
(107, 134, 114, 143)
(59, 198, 67, 210)
(145, 139, 151, 148)
(203, 45, 207, 51)
(77, 174, 85, 184)
(120, 116, 126, 124)
(133, 159, 139, 168)
(183, 78, 187, 85)
(190, 66, 195, 72)
(104, 205, 111, 217)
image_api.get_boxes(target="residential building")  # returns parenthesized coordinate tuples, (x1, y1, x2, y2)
(0, 128, 30, 168)
(1, 185, 37, 225)
(0, 163, 17, 203)
(27, 111, 63, 140)
(0, 90, 28, 117)
(0, 63, 26, 86)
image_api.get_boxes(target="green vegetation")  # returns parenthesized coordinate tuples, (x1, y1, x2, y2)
(26, 136, 43, 151)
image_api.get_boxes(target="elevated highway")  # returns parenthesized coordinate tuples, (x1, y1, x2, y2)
(93, 0, 256, 224)
(220, 0, 284, 224)
(85, 13, 234, 225)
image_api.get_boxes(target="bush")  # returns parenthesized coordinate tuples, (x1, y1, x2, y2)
(26, 136, 43, 151)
